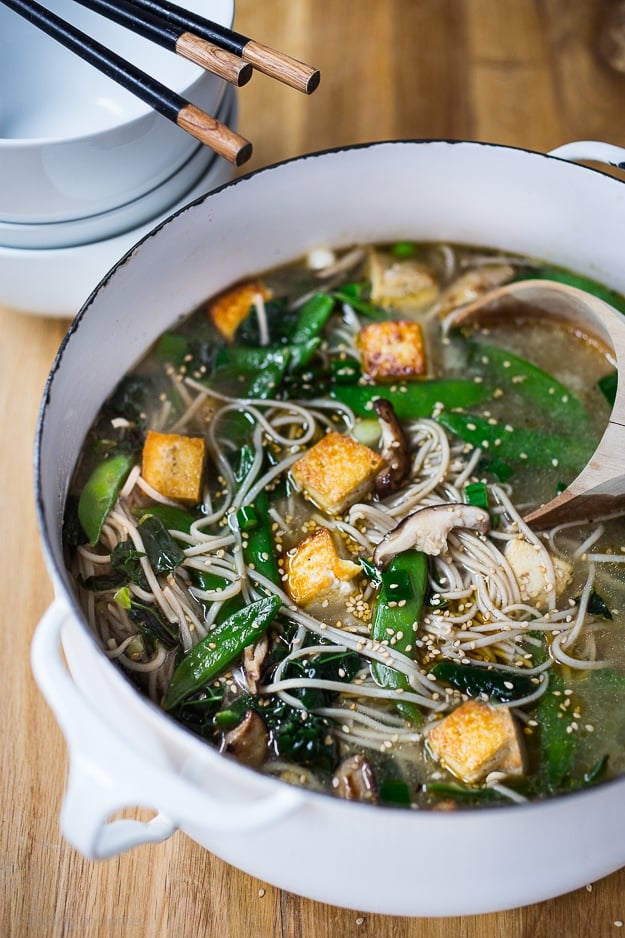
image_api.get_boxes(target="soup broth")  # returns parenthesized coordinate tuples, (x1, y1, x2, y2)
(65, 242, 625, 809)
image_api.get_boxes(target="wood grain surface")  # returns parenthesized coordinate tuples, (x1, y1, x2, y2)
(4, 1, 625, 935)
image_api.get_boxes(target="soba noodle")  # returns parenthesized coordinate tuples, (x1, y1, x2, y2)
(65, 241, 625, 809)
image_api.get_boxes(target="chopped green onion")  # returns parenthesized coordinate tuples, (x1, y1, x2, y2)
(390, 241, 417, 258)
(464, 481, 489, 509)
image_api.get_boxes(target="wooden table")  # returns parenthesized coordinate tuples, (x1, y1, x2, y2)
(4, 1, 625, 934)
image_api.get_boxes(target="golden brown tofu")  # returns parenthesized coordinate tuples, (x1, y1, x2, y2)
(427, 699, 525, 784)
(290, 431, 385, 515)
(285, 527, 361, 605)
(367, 249, 439, 311)
(142, 430, 206, 504)
(206, 279, 271, 342)
(358, 319, 427, 382)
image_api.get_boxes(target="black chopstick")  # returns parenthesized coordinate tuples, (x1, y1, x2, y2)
(2, 0, 253, 165)
(71, 0, 252, 86)
(113, 0, 320, 94)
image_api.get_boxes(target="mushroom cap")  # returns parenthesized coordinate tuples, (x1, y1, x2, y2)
(373, 502, 491, 568)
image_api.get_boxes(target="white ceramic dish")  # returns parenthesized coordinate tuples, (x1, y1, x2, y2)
(32, 139, 625, 916)
(0, 0, 233, 223)
(0, 142, 214, 250)
(0, 88, 236, 317)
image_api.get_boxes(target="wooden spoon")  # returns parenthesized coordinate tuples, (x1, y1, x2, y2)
(445, 279, 625, 528)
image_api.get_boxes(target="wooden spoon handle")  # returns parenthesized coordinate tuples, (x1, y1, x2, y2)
(524, 418, 625, 527)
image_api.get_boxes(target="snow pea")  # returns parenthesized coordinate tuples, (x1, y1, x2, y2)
(239, 490, 280, 586)
(435, 411, 593, 472)
(371, 549, 428, 725)
(215, 346, 292, 398)
(233, 445, 280, 587)
(513, 269, 625, 315)
(77, 453, 134, 546)
(331, 378, 492, 419)
(289, 292, 336, 345)
(163, 594, 282, 709)
(468, 342, 590, 430)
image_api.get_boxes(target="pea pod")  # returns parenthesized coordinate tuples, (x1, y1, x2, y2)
(289, 292, 336, 345)
(78, 453, 134, 545)
(240, 490, 280, 586)
(371, 549, 428, 725)
(514, 269, 625, 315)
(216, 346, 291, 398)
(430, 660, 537, 703)
(331, 379, 492, 419)
(468, 342, 590, 430)
(163, 594, 282, 710)
(435, 411, 593, 472)
(233, 445, 281, 587)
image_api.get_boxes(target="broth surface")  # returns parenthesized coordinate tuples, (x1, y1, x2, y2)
(65, 242, 625, 809)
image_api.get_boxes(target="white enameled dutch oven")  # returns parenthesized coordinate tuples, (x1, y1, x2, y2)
(32, 140, 625, 917)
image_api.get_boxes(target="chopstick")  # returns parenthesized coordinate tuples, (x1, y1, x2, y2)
(2, 0, 253, 165)
(72, 0, 253, 86)
(111, 0, 321, 94)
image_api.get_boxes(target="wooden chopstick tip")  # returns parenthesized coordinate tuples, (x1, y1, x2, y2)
(177, 103, 253, 165)
(303, 67, 321, 95)
(242, 40, 320, 94)
(176, 34, 253, 86)
(233, 139, 253, 166)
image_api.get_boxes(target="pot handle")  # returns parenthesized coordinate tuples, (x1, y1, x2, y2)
(31, 599, 304, 860)
(548, 140, 625, 169)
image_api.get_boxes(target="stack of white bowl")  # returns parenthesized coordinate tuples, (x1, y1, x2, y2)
(0, 0, 236, 317)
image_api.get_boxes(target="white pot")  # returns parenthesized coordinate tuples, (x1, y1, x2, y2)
(33, 140, 625, 916)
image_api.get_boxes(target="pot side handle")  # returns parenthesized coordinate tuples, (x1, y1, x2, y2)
(549, 140, 625, 169)
(31, 600, 304, 861)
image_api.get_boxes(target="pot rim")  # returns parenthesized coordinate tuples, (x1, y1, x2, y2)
(33, 136, 625, 826)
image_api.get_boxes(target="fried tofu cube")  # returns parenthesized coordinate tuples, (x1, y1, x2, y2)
(206, 279, 271, 342)
(358, 319, 427, 382)
(285, 526, 361, 605)
(142, 430, 206, 504)
(504, 537, 573, 610)
(291, 431, 385, 515)
(368, 249, 439, 311)
(427, 699, 525, 784)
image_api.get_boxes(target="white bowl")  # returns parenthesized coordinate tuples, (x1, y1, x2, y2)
(0, 143, 213, 249)
(33, 140, 625, 916)
(0, 0, 233, 223)
(0, 87, 237, 317)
